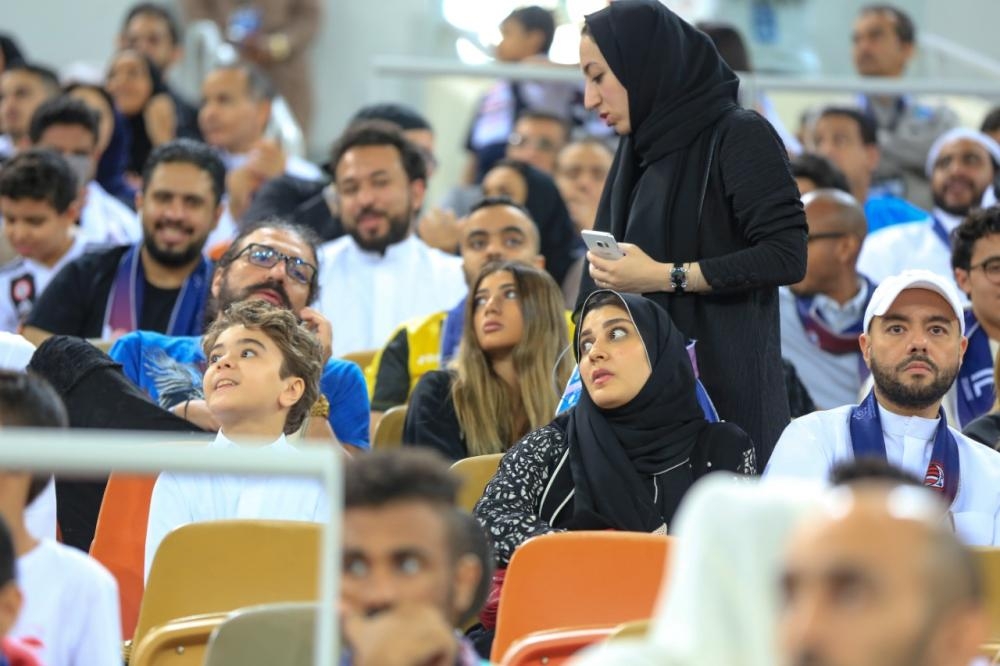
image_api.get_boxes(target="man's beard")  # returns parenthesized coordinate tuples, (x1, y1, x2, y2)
(215, 276, 293, 313)
(348, 205, 411, 255)
(932, 179, 987, 217)
(869, 351, 958, 411)
(142, 221, 206, 267)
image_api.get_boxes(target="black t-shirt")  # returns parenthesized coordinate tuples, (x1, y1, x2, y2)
(26, 244, 181, 338)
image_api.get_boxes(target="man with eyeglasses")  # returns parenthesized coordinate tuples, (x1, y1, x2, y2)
(859, 128, 1000, 288)
(22, 139, 223, 346)
(109, 219, 370, 452)
(780, 189, 874, 409)
(27, 95, 142, 247)
(504, 110, 569, 176)
(947, 207, 1000, 429)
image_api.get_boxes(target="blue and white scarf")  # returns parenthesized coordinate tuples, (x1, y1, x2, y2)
(850, 389, 960, 505)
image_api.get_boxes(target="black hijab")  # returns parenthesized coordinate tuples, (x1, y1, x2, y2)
(547, 290, 708, 532)
(577, 0, 739, 311)
(113, 51, 169, 175)
(492, 159, 583, 285)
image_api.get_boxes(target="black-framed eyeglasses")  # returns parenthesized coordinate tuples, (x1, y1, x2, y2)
(232, 243, 317, 285)
(969, 257, 1000, 284)
(806, 232, 848, 243)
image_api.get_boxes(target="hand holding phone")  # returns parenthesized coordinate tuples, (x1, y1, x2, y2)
(582, 230, 625, 260)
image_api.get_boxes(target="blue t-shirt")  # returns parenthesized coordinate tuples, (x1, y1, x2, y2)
(864, 195, 929, 234)
(110, 330, 370, 448)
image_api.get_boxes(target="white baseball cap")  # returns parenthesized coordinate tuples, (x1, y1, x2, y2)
(863, 269, 966, 336)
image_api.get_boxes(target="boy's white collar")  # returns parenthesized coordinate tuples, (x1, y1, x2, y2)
(213, 430, 289, 449)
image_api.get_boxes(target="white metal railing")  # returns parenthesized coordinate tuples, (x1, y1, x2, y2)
(921, 33, 1000, 80)
(0, 428, 340, 666)
(371, 54, 1000, 99)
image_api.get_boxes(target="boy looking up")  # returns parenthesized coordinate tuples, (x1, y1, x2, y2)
(145, 299, 327, 577)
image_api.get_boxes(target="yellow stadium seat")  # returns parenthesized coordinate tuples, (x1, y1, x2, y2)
(450, 454, 503, 512)
(341, 349, 377, 374)
(372, 404, 407, 450)
(134, 520, 322, 652)
(130, 612, 229, 666)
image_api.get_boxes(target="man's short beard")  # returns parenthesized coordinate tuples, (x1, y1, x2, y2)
(142, 228, 205, 267)
(348, 210, 411, 255)
(932, 185, 986, 217)
(870, 352, 957, 412)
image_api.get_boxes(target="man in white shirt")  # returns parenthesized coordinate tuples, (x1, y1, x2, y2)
(198, 62, 322, 248)
(316, 121, 465, 356)
(29, 96, 141, 246)
(780, 189, 874, 409)
(765, 269, 1000, 546)
(0, 150, 89, 332)
(858, 128, 1000, 287)
(0, 371, 121, 666)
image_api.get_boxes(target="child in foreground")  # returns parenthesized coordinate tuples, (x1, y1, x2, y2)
(144, 300, 329, 578)
(0, 370, 120, 666)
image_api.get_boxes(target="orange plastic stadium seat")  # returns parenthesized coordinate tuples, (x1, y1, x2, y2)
(89, 473, 158, 640)
(490, 530, 671, 663)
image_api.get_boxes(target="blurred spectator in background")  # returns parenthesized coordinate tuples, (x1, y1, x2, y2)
(851, 4, 957, 209)
(106, 50, 178, 187)
(0, 64, 59, 161)
(179, 0, 321, 138)
(463, 6, 579, 184)
(806, 106, 928, 233)
(118, 3, 201, 139)
(697, 20, 802, 156)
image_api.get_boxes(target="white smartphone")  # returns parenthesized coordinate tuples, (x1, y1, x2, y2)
(581, 230, 625, 260)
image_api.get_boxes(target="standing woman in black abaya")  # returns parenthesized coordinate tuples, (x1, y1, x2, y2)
(576, 0, 807, 464)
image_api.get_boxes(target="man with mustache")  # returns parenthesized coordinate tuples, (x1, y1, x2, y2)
(858, 129, 1000, 288)
(22, 139, 222, 345)
(765, 269, 1000, 545)
(850, 4, 957, 210)
(108, 219, 370, 452)
(315, 121, 465, 356)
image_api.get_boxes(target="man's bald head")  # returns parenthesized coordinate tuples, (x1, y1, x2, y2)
(803, 189, 868, 241)
(792, 189, 868, 298)
(779, 484, 986, 666)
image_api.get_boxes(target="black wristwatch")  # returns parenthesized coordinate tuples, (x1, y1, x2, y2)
(670, 264, 688, 293)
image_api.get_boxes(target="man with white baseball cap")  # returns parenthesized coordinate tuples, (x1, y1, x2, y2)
(858, 128, 1000, 287)
(765, 269, 1000, 546)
